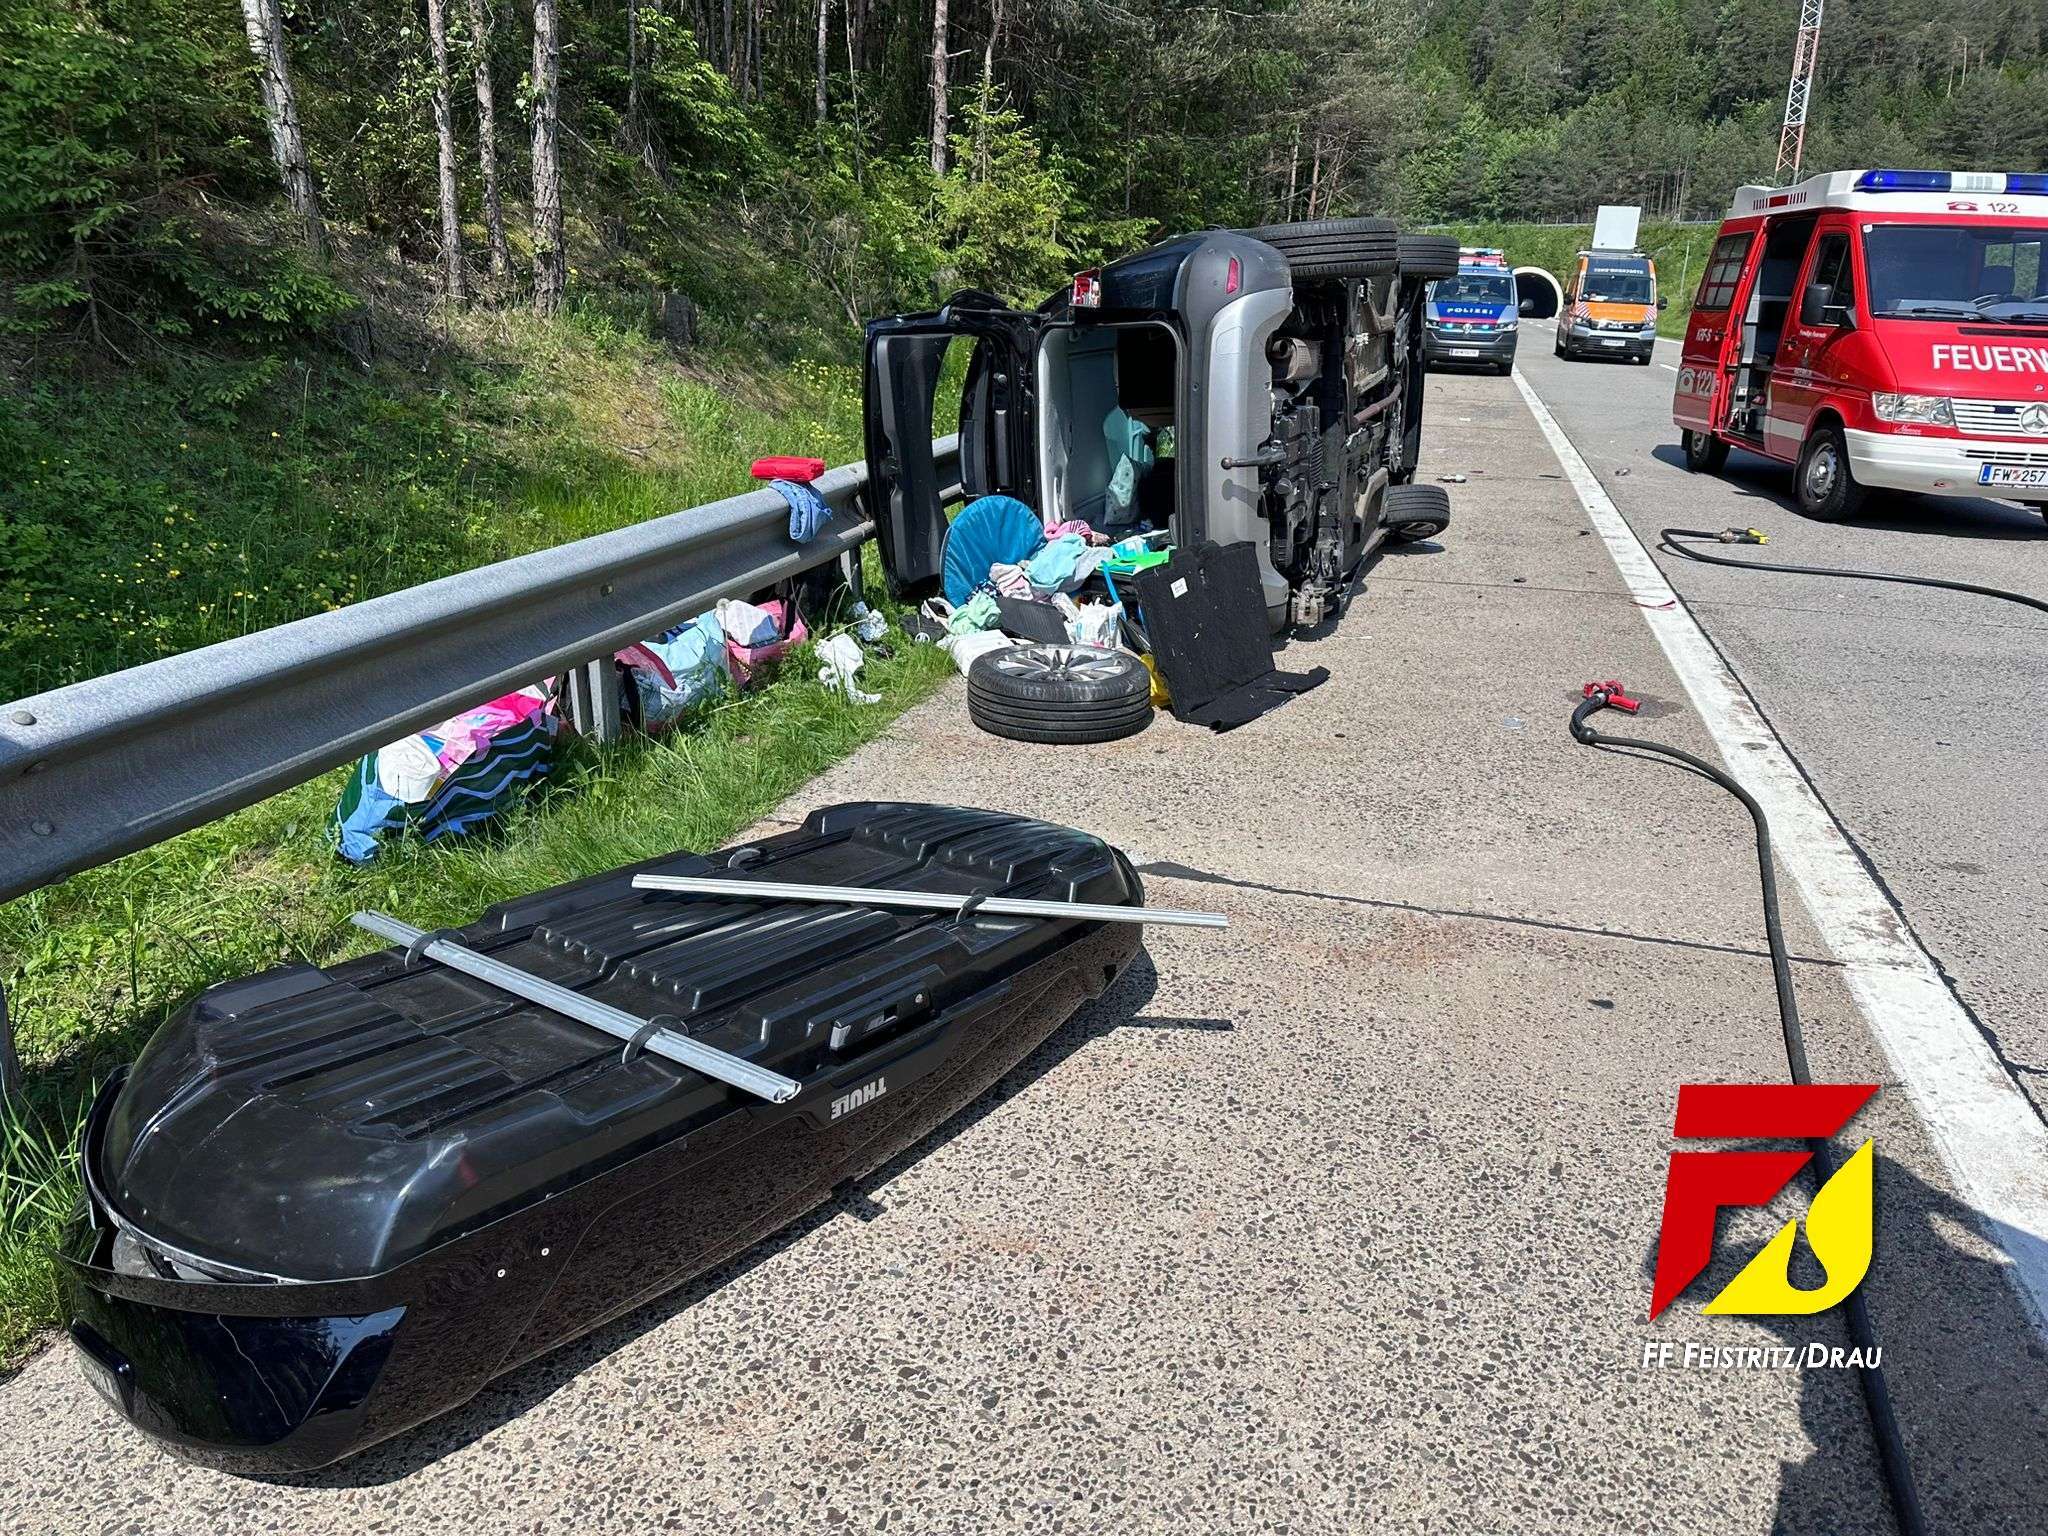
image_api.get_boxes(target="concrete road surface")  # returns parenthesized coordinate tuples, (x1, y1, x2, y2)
(4, 361, 2045, 1534)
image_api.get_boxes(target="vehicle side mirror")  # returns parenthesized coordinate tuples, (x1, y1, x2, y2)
(1800, 282, 1852, 329)
(1519, 297, 1535, 315)
(1657, 296, 1669, 311)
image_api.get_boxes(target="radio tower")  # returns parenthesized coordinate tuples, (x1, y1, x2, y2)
(1774, 0, 1825, 183)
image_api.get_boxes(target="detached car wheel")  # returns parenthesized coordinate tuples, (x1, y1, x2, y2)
(1796, 423, 1868, 522)
(1241, 217, 1400, 279)
(1382, 482, 1452, 543)
(967, 644, 1154, 744)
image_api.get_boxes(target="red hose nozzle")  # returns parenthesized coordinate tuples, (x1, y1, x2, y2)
(1582, 680, 1641, 713)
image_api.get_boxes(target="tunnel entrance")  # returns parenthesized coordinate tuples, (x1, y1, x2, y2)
(1514, 267, 1562, 319)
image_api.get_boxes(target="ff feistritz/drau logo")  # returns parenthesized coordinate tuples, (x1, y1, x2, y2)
(1649, 1083, 1878, 1320)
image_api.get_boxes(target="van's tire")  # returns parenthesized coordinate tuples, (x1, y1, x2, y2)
(966, 645, 1153, 744)
(1382, 482, 1451, 543)
(1242, 217, 1399, 279)
(1395, 234, 1461, 280)
(1796, 422, 1868, 522)
(1682, 429, 1730, 474)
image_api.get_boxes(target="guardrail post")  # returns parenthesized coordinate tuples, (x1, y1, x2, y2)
(563, 657, 623, 744)
(0, 983, 19, 1104)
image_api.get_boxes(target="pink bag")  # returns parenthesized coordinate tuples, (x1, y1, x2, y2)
(724, 599, 808, 689)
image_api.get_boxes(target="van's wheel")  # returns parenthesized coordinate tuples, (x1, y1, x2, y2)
(1796, 423, 1868, 522)
(1682, 429, 1729, 474)
(1381, 482, 1451, 543)
(1241, 217, 1399, 279)
(1395, 234, 1461, 280)
(967, 645, 1153, 744)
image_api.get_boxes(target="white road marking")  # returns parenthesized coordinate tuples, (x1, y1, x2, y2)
(1659, 363, 1678, 372)
(1513, 366, 2048, 1336)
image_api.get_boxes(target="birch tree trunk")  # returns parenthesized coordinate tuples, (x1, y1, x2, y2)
(237, 0, 329, 259)
(426, 0, 469, 303)
(531, 0, 566, 316)
(626, 0, 644, 148)
(814, 0, 830, 124)
(1284, 123, 1300, 220)
(467, 0, 511, 280)
(929, 0, 949, 177)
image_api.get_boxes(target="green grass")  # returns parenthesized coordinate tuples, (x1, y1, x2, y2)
(0, 294, 966, 1369)
(0, 310, 871, 700)
(1430, 220, 1721, 338)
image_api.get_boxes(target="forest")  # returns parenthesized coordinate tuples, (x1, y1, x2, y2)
(7, 0, 2048, 354)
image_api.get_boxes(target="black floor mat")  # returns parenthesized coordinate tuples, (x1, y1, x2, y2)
(1128, 542, 1328, 731)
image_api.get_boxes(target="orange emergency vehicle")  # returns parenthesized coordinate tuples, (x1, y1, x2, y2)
(1675, 169, 2048, 521)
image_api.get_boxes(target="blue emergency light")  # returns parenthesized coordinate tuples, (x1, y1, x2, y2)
(1854, 169, 2048, 195)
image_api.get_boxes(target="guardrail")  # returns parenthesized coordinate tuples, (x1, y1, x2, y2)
(0, 437, 959, 1096)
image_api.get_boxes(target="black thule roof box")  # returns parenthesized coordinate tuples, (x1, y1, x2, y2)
(57, 803, 1143, 1473)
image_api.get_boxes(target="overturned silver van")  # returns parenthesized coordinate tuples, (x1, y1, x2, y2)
(863, 219, 1459, 629)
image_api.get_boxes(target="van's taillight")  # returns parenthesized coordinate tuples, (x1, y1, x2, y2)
(1226, 256, 1241, 295)
(1072, 269, 1102, 308)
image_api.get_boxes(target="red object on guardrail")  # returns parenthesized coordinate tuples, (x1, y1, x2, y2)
(750, 455, 826, 482)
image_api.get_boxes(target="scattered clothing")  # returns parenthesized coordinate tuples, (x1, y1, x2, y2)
(815, 633, 880, 704)
(716, 598, 781, 648)
(946, 591, 1003, 635)
(334, 687, 558, 863)
(1043, 519, 1105, 544)
(771, 477, 834, 543)
(626, 611, 729, 728)
(850, 602, 888, 643)
(1025, 534, 1089, 593)
(725, 599, 807, 689)
(988, 561, 1035, 599)
(941, 495, 1046, 606)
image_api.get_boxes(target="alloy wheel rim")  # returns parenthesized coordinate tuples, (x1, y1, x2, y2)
(994, 646, 1125, 684)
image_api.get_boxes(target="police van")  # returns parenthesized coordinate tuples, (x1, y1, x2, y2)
(1423, 249, 1519, 374)
(1674, 169, 2048, 521)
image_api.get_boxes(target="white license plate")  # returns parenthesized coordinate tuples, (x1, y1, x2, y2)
(1978, 463, 2048, 488)
(1599, 337, 1625, 348)
(1450, 348, 1480, 358)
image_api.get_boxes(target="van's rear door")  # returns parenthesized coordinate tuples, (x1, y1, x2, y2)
(863, 292, 1040, 598)
(1676, 230, 1756, 436)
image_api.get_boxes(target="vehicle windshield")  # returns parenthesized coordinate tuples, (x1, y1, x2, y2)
(1584, 265, 1652, 303)
(1863, 224, 2048, 320)
(1433, 272, 1512, 305)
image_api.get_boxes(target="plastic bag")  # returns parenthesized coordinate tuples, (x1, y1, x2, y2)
(1069, 599, 1123, 649)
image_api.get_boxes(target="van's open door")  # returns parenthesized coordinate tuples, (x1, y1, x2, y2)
(863, 291, 1040, 598)
(1676, 230, 1756, 437)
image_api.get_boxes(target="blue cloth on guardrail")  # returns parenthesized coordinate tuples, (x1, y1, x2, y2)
(332, 691, 558, 863)
(772, 478, 833, 543)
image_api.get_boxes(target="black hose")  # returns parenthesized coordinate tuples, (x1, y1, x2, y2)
(1660, 526, 2048, 616)
(1570, 689, 1930, 1536)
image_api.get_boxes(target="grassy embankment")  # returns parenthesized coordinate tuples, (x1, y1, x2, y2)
(0, 294, 962, 1369)
(1431, 220, 1721, 337)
